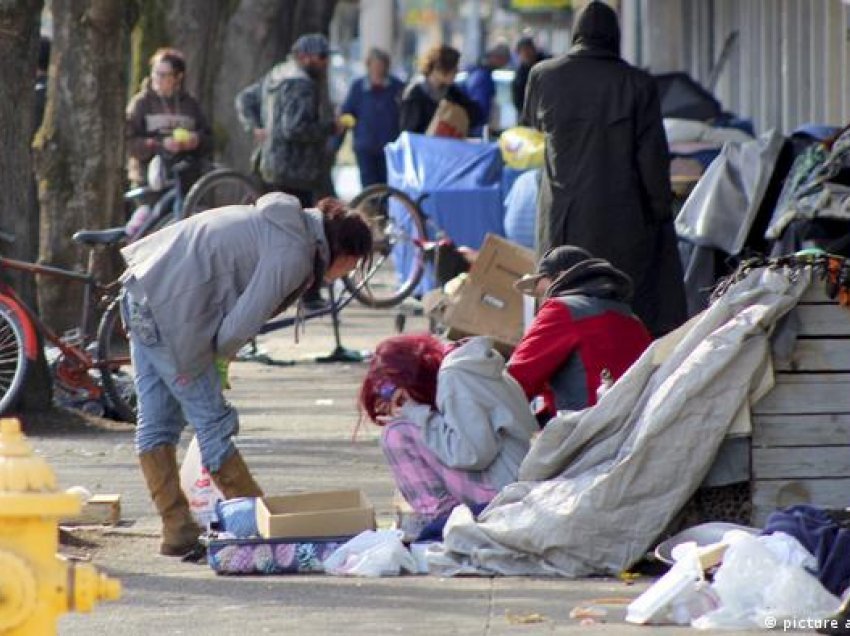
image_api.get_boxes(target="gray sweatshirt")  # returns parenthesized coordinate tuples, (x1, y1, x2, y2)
(121, 193, 329, 376)
(400, 336, 538, 490)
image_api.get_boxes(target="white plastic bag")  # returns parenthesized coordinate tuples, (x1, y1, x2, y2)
(179, 436, 223, 527)
(692, 533, 839, 630)
(323, 530, 418, 577)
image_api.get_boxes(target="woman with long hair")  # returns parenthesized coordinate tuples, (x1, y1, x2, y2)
(124, 194, 372, 557)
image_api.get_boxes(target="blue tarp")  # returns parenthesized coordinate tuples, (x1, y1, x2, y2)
(385, 133, 506, 292)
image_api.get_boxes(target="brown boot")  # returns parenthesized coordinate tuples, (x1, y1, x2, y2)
(139, 445, 202, 556)
(211, 449, 263, 499)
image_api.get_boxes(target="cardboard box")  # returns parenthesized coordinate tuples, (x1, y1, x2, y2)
(428, 234, 536, 354)
(60, 494, 121, 526)
(255, 490, 375, 539)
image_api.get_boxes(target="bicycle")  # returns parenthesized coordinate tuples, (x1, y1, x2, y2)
(124, 154, 261, 241)
(342, 184, 428, 308)
(343, 183, 466, 309)
(0, 185, 436, 419)
(0, 230, 134, 420)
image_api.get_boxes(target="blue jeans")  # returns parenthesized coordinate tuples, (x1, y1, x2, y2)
(122, 287, 238, 472)
(355, 150, 387, 188)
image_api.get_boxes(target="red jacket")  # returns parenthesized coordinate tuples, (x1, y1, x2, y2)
(507, 295, 651, 417)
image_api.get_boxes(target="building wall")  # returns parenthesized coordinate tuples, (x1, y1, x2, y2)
(624, 0, 850, 134)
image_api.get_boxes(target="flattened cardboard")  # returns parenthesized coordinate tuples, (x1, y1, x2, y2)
(256, 490, 375, 539)
(431, 234, 536, 354)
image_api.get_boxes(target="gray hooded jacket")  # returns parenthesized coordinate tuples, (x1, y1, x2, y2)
(120, 193, 329, 376)
(400, 337, 538, 490)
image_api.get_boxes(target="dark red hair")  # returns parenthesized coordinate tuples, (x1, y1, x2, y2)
(359, 334, 446, 425)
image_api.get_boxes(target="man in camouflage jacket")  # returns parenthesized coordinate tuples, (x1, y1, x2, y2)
(236, 33, 339, 206)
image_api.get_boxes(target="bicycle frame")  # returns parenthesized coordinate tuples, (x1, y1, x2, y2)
(0, 255, 108, 367)
(258, 278, 361, 335)
(125, 156, 200, 240)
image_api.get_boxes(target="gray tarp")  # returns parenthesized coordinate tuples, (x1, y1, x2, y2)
(433, 267, 810, 577)
(675, 130, 784, 316)
(676, 130, 784, 255)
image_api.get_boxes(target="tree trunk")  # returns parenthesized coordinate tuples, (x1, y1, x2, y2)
(0, 0, 43, 308)
(0, 0, 53, 412)
(34, 0, 134, 334)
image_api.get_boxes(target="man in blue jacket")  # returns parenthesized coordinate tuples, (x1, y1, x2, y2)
(341, 48, 404, 188)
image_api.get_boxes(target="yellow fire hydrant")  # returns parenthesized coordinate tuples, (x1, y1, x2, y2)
(0, 417, 120, 635)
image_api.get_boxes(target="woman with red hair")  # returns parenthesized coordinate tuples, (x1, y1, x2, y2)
(360, 334, 537, 532)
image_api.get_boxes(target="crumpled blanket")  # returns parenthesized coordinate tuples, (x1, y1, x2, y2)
(764, 505, 850, 597)
(432, 266, 810, 577)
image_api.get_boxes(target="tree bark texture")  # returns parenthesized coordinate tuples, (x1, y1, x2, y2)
(34, 0, 134, 333)
(0, 0, 44, 307)
(0, 0, 53, 412)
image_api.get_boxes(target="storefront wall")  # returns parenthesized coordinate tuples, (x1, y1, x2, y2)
(622, 0, 850, 134)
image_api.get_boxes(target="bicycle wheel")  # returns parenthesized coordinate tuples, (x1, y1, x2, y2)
(344, 184, 427, 308)
(182, 169, 262, 217)
(96, 300, 136, 423)
(0, 298, 29, 414)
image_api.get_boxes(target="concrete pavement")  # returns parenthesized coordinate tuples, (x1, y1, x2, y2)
(27, 301, 792, 635)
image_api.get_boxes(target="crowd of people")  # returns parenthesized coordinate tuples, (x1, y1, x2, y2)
(114, 1, 695, 558)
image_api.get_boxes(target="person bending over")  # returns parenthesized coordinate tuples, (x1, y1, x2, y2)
(359, 334, 537, 531)
(121, 193, 372, 557)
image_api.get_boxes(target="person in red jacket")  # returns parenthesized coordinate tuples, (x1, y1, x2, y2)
(508, 246, 651, 423)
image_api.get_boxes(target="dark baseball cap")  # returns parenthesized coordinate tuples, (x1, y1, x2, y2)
(292, 33, 331, 57)
(514, 245, 593, 295)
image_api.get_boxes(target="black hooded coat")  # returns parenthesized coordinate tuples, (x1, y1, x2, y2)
(521, 2, 686, 336)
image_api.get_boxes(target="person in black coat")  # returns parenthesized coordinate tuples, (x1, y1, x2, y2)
(521, 1, 686, 337)
(399, 44, 480, 135)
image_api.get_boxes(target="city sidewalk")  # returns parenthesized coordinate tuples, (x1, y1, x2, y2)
(33, 302, 791, 635)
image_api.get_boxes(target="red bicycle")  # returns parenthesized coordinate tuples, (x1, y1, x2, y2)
(0, 228, 134, 421)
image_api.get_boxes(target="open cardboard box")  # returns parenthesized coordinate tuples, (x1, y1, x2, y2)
(425, 234, 536, 355)
(255, 489, 375, 539)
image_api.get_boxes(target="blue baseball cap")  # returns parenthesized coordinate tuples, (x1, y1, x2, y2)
(292, 33, 331, 57)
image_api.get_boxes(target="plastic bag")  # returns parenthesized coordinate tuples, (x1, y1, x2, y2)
(179, 436, 224, 527)
(692, 533, 839, 630)
(323, 529, 418, 577)
(215, 497, 258, 538)
(498, 127, 545, 170)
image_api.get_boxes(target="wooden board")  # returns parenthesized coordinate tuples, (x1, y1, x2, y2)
(792, 304, 850, 336)
(753, 413, 850, 446)
(60, 494, 121, 526)
(752, 373, 850, 414)
(752, 478, 850, 525)
(753, 447, 850, 479)
(799, 281, 836, 304)
(774, 338, 850, 372)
